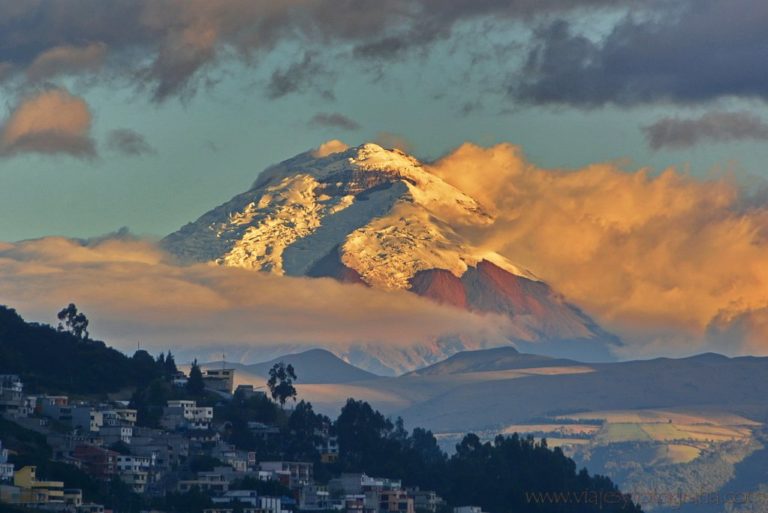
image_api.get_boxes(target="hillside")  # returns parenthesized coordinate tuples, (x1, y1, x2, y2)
(408, 346, 581, 376)
(0, 306, 146, 394)
(397, 353, 768, 432)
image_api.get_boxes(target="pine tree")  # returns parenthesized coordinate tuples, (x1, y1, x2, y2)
(165, 351, 178, 376)
(186, 359, 205, 396)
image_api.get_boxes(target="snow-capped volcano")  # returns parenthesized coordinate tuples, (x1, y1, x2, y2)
(163, 142, 619, 373)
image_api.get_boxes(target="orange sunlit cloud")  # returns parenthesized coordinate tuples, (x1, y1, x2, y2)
(0, 235, 514, 363)
(429, 143, 768, 355)
(0, 88, 95, 157)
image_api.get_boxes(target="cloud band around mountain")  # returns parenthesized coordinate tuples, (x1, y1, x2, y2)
(0, 235, 513, 360)
(427, 142, 768, 356)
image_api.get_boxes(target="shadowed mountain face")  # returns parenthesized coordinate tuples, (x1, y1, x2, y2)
(164, 143, 620, 373)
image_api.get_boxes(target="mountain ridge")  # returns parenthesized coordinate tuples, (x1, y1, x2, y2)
(245, 348, 378, 383)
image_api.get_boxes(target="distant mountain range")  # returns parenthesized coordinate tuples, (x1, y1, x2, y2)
(224, 346, 768, 513)
(200, 348, 376, 384)
(208, 346, 768, 432)
(164, 143, 619, 373)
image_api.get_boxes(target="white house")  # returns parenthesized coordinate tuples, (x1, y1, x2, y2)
(0, 439, 14, 481)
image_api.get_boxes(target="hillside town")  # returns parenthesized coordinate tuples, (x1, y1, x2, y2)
(0, 369, 456, 513)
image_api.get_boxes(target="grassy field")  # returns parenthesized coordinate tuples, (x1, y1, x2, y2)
(557, 409, 760, 427)
(658, 444, 702, 464)
(501, 424, 601, 436)
(555, 409, 757, 443)
(596, 423, 654, 442)
(492, 408, 762, 470)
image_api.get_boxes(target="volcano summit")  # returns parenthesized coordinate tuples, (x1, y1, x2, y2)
(163, 142, 620, 372)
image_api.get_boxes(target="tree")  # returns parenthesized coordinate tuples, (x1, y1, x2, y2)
(267, 362, 297, 408)
(335, 398, 393, 470)
(56, 303, 89, 339)
(133, 350, 160, 383)
(186, 360, 205, 396)
(165, 351, 179, 376)
(284, 400, 328, 461)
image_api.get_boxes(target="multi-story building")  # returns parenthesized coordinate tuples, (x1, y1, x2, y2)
(39, 396, 72, 423)
(120, 468, 148, 494)
(342, 494, 376, 513)
(64, 488, 84, 508)
(210, 443, 253, 473)
(203, 368, 235, 394)
(47, 432, 103, 462)
(407, 488, 444, 513)
(234, 384, 266, 400)
(72, 406, 104, 432)
(100, 424, 133, 445)
(375, 489, 415, 513)
(259, 496, 284, 513)
(177, 471, 229, 494)
(3, 465, 67, 506)
(163, 400, 214, 430)
(259, 461, 313, 488)
(116, 454, 153, 473)
(211, 490, 260, 507)
(131, 428, 189, 470)
(331, 473, 403, 495)
(248, 421, 281, 442)
(102, 407, 137, 427)
(114, 454, 153, 493)
(0, 375, 24, 416)
(299, 484, 332, 511)
(0, 439, 14, 481)
(73, 445, 118, 480)
(71, 405, 138, 434)
(316, 434, 339, 464)
(17, 395, 36, 417)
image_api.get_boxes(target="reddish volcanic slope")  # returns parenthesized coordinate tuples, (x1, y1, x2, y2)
(409, 269, 468, 309)
(408, 260, 555, 317)
(407, 260, 613, 349)
(461, 260, 551, 317)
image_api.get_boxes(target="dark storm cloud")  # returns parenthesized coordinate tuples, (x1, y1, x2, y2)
(644, 112, 768, 150)
(0, 0, 627, 102)
(106, 129, 156, 156)
(266, 52, 334, 100)
(309, 113, 361, 131)
(515, 0, 768, 107)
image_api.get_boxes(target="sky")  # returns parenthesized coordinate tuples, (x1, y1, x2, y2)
(1, 0, 768, 241)
(1, 0, 768, 361)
